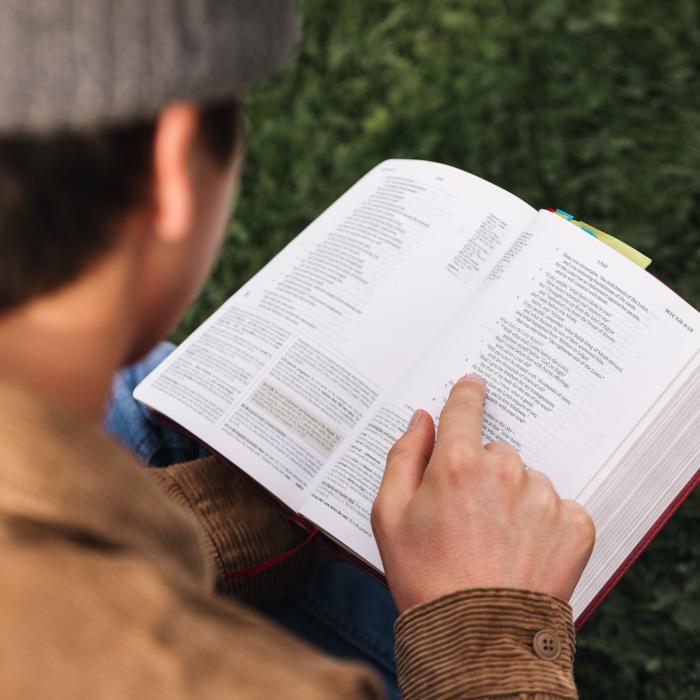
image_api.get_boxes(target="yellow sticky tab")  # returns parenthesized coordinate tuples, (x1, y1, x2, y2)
(572, 220, 652, 270)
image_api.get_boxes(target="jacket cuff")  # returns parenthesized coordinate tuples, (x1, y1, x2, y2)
(146, 456, 319, 605)
(394, 588, 577, 700)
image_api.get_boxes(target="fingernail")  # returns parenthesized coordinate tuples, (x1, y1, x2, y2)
(407, 410, 423, 431)
(458, 373, 486, 387)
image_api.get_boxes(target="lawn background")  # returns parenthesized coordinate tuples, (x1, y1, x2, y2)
(177, 1, 700, 696)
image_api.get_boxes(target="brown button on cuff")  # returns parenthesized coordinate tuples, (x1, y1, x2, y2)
(533, 629, 562, 660)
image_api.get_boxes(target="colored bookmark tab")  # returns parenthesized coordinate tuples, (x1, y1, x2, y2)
(573, 220, 652, 270)
(548, 208, 652, 269)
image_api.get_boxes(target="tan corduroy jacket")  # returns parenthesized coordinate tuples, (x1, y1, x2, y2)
(0, 379, 578, 699)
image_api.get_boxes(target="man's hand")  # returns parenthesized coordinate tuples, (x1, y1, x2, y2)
(371, 375, 595, 614)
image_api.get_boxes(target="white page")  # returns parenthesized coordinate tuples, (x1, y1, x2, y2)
(134, 160, 534, 509)
(569, 350, 700, 620)
(301, 210, 700, 568)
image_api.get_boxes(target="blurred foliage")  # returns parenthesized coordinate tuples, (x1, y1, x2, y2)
(177, 1, 700, 696)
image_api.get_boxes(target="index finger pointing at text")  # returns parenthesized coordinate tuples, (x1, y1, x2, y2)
(434, 374, 487, 453)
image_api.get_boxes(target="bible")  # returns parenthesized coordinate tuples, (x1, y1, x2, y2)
(134, 159, 700, 626)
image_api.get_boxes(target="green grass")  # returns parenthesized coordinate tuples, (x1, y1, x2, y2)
(178, 2, 700, 696)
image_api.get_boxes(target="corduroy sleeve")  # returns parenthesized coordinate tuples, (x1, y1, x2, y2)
(144, 456, 319, 605)
(394, 589, 578, 700)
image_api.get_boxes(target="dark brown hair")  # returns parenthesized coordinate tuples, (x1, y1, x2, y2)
(0, 100, 240, 314)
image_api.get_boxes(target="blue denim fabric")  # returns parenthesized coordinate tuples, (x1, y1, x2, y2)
(105, 342, 209, 467)
(105, 342, 400, 700)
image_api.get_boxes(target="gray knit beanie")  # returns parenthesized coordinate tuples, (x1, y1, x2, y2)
(0, 0, 299, 135)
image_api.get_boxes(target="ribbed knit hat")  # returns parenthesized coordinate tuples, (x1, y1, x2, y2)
(0, 0, 299, 135)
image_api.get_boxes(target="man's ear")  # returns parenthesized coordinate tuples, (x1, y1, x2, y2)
(151, 103, 200, 243)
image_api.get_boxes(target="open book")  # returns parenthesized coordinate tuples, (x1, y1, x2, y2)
(134, 159, 700, 626)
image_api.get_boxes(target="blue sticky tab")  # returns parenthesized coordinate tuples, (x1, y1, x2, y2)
(578, 226, 597, 237)
(555, 209, 575, 220)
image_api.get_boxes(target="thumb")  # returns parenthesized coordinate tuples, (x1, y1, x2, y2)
(377, 410, 435, 511)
